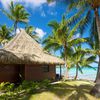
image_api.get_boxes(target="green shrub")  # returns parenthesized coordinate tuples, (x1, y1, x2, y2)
(0, 79, 51, 99)
(39, 79, 51, 89)
(15, 80, 40, 94)
(0, 82, 14, 92)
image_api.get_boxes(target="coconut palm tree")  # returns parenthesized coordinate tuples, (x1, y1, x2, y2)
(2, 1, 29, 32)
(46, 0, 100, 96)
(43, 35, 64, 54)
(25, 25, 39, 42)
(71, 46, 96, 80)
(67, 0, 100, 97)
(0, 25, 13, 46)
(60, 45, 97, 80)
(43, 14, 87, 78)
(25, 25, 35, 36)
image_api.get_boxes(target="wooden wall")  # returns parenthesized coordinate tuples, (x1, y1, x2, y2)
(25, 64, 56, 81)
(0, 64, 56, 82)
(0, 64, 20, 83)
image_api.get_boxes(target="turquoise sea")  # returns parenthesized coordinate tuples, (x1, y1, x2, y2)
(56, 66, 98, 81)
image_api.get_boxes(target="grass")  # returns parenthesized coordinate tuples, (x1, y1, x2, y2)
(0, 80, 100, 100)
(25, 80, 100, 100)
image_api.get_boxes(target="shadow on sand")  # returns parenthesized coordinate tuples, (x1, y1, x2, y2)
(21, 81, 94, 100)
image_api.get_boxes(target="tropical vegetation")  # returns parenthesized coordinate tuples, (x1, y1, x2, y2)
(25, 25, 40, 42)
(70, 46, 96, 79)
(43, 14, 87, 77)
(46, 0, 100, 97)
(0, 25, 13, 45)
(2, 1, 29, 32)
(0, 2, 39, 41)
(0, 80, 51, 99)
(66, 0, 100, 97)
(0, 80, 99, 100)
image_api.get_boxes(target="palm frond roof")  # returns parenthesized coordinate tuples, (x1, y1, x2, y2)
(0, 29, 64, 65)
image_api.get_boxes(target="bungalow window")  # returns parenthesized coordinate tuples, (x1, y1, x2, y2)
(42, 65, 49, 72)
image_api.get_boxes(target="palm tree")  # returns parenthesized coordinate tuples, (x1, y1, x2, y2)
(68, 0, 100, 97)
(0, 25, 13, 46)
(71, 46, 96, 80)
(43, 14, 87, 78)
(88, 18, 100, 82)
(43, 35, 63, 54)
(25, 25, 35, 36)
(25, 25, 40, 42)
(2, 1, 29, 32)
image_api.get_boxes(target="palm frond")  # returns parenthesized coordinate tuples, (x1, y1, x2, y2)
(84, 65, 96, 70)
(48, 21, 59, 30)
(78, 65, 83, 74)
(68, 38, 87, 46)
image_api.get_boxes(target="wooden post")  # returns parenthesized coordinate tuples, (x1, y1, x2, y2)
(60, 65, 62, 79)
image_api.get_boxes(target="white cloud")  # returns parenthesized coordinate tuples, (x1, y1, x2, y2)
(25, 0, 47, 6)
(16, 28, 21, 34)
(75, 33, 80, 38)
(35, 28, 46, 38)
(49, 11, 57, 16)
(48, 1, 56, 7)
(73, 33, 80, 39)
(41, 11, 46, 17)
(15, 28, 46, 39)
(0, 0, 47, 9)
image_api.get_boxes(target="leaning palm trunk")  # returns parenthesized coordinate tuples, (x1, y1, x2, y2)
(90, 8, 100, 98)
(95, 55, 100, 83)
(95, 9, 100, 83)
(74, 65, 78, 80)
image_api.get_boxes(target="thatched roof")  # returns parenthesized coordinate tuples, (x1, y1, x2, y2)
(0, 29, 64, 65)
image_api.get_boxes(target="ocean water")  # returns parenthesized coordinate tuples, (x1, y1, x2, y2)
(56, 66, 98, 81)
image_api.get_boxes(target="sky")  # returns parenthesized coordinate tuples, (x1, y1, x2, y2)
(0, 0, 67, 39)
(0, 0, 99, 67)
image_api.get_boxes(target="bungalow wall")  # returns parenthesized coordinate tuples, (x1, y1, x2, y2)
(25, 64, 56, 81)
(0, 64, 20, 83)
(0, 64, 56, 83)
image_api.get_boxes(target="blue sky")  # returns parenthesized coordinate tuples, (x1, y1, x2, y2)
(0, 0, 67, 39)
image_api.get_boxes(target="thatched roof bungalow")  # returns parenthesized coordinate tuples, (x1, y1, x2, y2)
(0, 29, 64, 82)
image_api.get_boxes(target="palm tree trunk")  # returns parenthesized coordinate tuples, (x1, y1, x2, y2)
(64, 42, 68, 79)
(74, 65, 78, 80)
(95, 55, 100, 83)
(14, 21, 18, 33)
(90, 8, 100, 98)
(94, 8, 100, 83)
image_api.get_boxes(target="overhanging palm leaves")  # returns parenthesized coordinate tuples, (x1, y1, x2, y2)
(67, 0, 100, 46)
